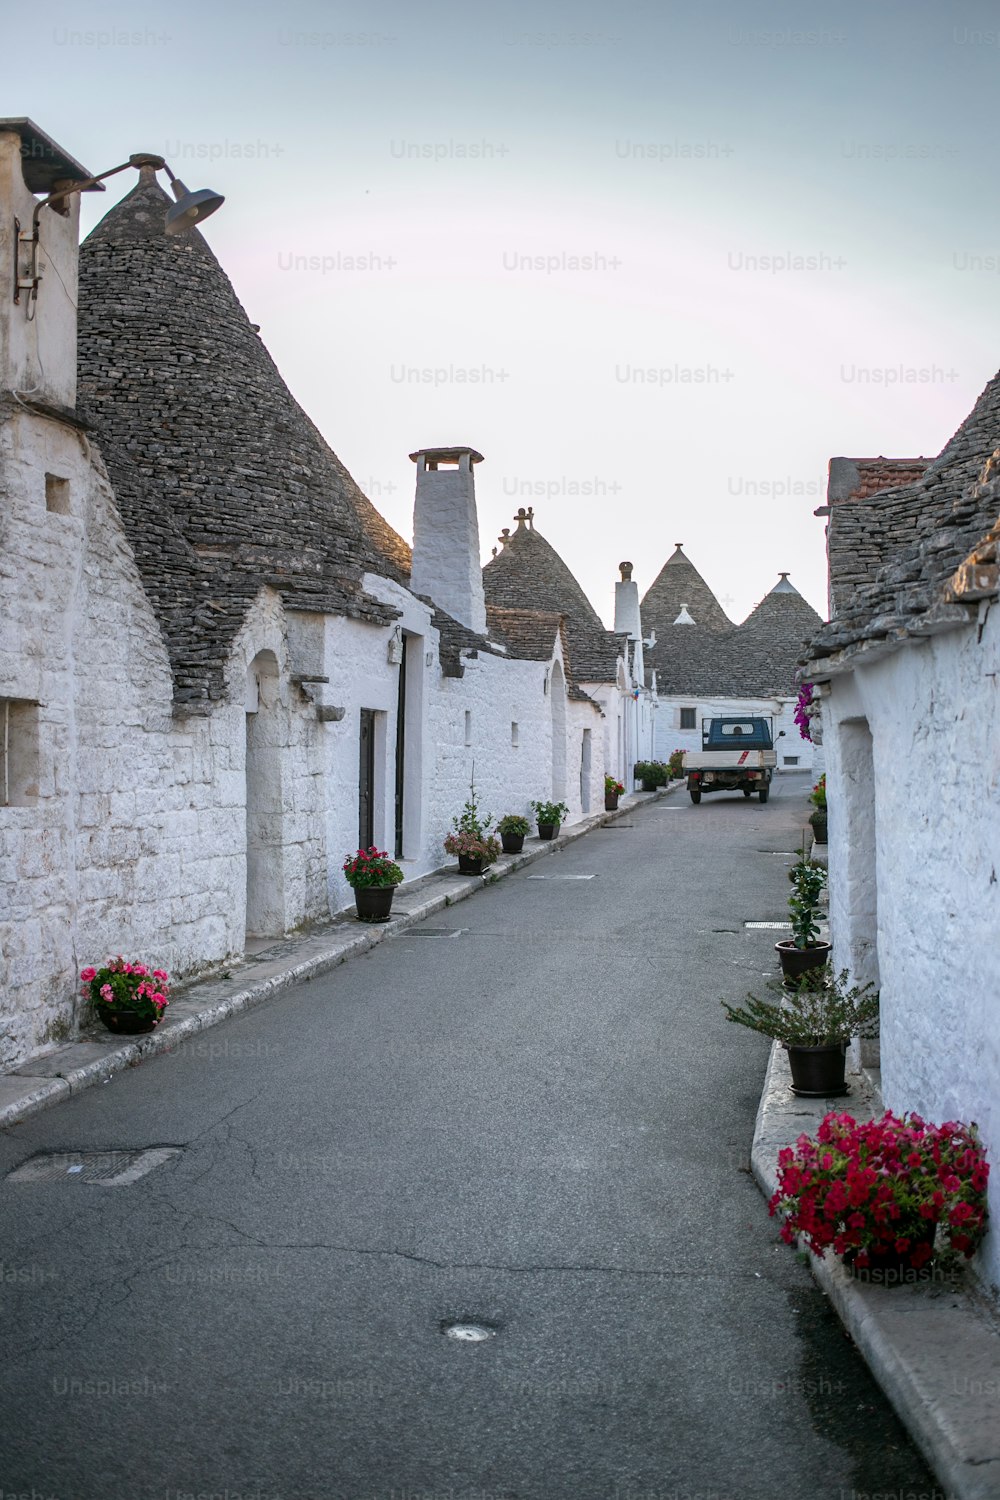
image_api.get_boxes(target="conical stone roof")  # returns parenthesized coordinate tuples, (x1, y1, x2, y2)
(482, 510, 622, 680)
(77, 170, 410, 710)
(641, 545, 732, 636)
(738, 577, 824, 696)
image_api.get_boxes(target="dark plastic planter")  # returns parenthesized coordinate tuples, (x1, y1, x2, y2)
(354, 885, 395, 922)
(786, 1041, 848, 1097)
(843, 1223, 937, 1285)
(500, 832, 524, 854)
(604, 795, 619, 812)
(775, 939, 831, 985)
(458, 853, 489, 875)
(96, 1007, 160, 1035)
(537, 823, 560, 841)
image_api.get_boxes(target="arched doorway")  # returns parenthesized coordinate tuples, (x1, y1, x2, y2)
(245, 650, 284, 940)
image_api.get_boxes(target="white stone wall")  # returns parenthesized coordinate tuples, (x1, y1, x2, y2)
(653, 693, 815, 772)
(824, 607, 1000, 1296)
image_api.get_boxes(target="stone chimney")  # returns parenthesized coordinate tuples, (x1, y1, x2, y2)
(614, 560, 641, 640)
(409, 446, 487, 633)
(0, 119, 97, 411)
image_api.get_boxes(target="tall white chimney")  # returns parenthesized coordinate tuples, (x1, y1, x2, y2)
(409, 446, 487, 634)
(614, 560, 642, 640)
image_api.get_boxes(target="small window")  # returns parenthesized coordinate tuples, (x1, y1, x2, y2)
(45, 474, 70, 514)
(0, 698, 41, 806)
(784, 755, 800, 766)
(680, 707, 696, 729)
(511, 721, 519, 747)
(464, 710, 472, 747)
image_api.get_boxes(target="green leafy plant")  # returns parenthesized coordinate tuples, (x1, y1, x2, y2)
(787, 856, 827, 948)
(445, 772, 501, 864)
(667, 749, 685, 780)
(809, 774, 826, 810)
(496, 813, 530, 836)
(633, 760, 668, 786)
(342, 847, 403, 889)
(604, 775, 625, 797)
(531, 799, 569, 825)
(722, 968, 879, 1047)
(770, 1110, 989, 1272)
(80, 958, 170, 1024)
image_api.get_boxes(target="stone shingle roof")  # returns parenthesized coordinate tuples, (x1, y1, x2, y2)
(482, 511, 623, 683)
(485, 606, 562, 661)
(76, 170, 410, 710)
(641, 544, 732, 637)
(653, 576, 821, 698)
(804, 372, 1000, 675)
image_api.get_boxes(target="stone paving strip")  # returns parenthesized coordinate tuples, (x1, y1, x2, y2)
(0, 785, 676, 1133)
(753, 1043, 1000, 1500)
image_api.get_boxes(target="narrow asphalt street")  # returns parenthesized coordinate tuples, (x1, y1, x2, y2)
(1, 773, 943, 1500)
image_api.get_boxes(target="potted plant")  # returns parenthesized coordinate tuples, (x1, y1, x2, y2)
(531, 798, 569, 840)
(775, 853, 831, 984)
(496, 813, 530, 854)
(633, 760, 667, 792)
(808, 773, 827, 843)
(604, 775, 625, 812)
(343, 846, 404, 922)
(444, 774, 501, 873)
(769, 1109, 990, 1283)
(80, 957, 170, 1035)
(722, 968, 879, 1096)
(667, 749, 685, 781)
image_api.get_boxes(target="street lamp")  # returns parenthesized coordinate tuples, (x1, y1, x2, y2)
(17, 151, 224, 316)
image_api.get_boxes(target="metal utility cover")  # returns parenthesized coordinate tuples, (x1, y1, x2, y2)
(744, 921, 793, 930)
(7, 1148, 181, 1186)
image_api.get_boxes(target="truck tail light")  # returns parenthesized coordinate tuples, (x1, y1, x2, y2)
(689, 771, 700, 782)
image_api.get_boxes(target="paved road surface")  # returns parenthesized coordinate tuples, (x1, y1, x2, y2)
(0, 774, 943, 1499)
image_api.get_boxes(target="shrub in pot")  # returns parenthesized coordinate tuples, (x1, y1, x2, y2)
(444, 774, 500, 873)
(722, 968, 879, 1096)
(604, 775, 625, 811)
(531, 798, 569, 839)
(808, 773, 827, 842)
(667, 749, 685, 780)
(633, 760, 667, 792)
(496, 813, 530, 854)
(81, 957, 170, 1034)
(343, 846, 404, 922)
(776, 854, 830, 983)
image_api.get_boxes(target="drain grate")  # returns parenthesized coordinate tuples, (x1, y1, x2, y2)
(526, 874, 596, 881)
(7, 1148, 181, 1186)
(744, 921, 793, 930)
(403, 927, 465, 939)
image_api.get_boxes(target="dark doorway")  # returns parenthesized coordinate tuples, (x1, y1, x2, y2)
(359, 708, 376, 849)
(394, 642, 406, 858)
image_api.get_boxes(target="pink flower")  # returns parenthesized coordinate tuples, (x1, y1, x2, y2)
(153, 970, 168, 981)
(80, 968, 97, 983)
(99, 984, 113, 1001)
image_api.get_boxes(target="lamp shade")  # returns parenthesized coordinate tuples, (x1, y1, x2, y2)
(164, 180, 225, 235)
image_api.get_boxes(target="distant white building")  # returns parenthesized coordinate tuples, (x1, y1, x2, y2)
(641, 545, 823, 771)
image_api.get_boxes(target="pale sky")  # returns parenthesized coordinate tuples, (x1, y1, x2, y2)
(9, 0, 1000, 625)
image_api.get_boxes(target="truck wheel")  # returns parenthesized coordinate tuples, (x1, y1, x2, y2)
(758, 786, 769, 804)
(742, 788, 752, 798)
(689, 789, 701, 805)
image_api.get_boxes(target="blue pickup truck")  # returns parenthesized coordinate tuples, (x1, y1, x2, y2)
(682, 717, 777, 804)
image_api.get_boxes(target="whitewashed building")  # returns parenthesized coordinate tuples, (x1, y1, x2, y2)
(802, 406, 1000, 1297)
(642, 545, 823, 771)
(0, 120, 644, 1068)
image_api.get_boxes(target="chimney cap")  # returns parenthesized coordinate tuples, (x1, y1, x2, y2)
(619, 561, 633, 581)
(409, 446, 484, 464)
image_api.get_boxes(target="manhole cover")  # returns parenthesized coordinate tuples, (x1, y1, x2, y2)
(526, 874, 597, 881)
(404, 928, 465, 938)
(744, 921, 793, 930)
(7, 1149, 182, 1186)
(441, 1320, 497, 1342)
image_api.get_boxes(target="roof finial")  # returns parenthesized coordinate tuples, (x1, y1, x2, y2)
(498, 527, 511, 548)
(491, 546, 498, 558)
(674, 542, 684, 551)
(514, 507, 529, 529)
(526, 506, 534, 529)
(619, 561, 633, 581)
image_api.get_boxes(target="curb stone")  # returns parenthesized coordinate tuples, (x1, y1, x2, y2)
(0, 783, 680, 1133)
(753, 1040, 1000, 1500)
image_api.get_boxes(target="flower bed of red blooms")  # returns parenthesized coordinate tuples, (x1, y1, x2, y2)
(80, 957, 170, 1023)
(769, 1110, 989, 1270)
(342, 847, 404, 889)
